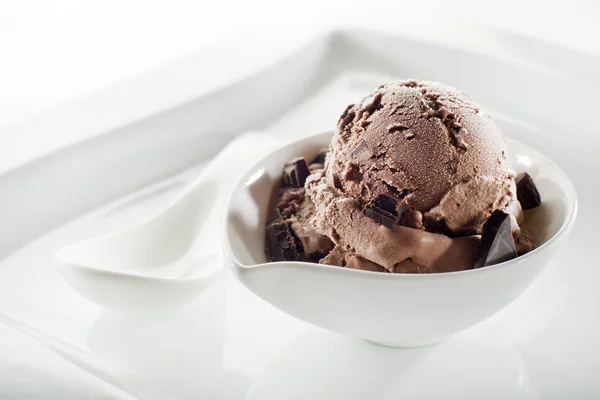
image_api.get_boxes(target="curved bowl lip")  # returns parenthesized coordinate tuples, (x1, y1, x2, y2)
(223, 130, 578, 279)
(54, 243, 219, 284)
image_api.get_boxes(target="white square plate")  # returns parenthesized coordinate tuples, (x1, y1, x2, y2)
(0, 29, 597, 399)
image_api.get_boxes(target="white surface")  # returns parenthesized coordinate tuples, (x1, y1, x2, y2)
(0, 69, 596, 399)
(5, 21, 600, 180)
(1, 0, 600, 129)
(54, 158, 220, 308)
(0, 36, 598, 398)
(0, 29, 320, 175)
(54, 133, 282, 310)
(0, 314, 155, 400)
(0, 325, 135, 400)
(0, 28, 329, 257)
(0, 164, 227, 399)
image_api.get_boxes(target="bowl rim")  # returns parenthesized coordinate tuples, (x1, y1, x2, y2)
(55, 242, 220, 283)
(222, 131, 578, 278)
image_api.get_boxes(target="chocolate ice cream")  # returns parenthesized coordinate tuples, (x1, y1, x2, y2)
(266, 80, 538, 273)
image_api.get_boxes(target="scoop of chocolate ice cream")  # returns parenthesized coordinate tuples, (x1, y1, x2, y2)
(266, 80, 536, 273)
(324, 80, 522, 235)
(303, 80, 534, 273)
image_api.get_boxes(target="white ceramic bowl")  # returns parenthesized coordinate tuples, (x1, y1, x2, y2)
(223, 131, 577, 347)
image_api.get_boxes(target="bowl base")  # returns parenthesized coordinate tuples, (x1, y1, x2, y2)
(365, 336, 449, 348)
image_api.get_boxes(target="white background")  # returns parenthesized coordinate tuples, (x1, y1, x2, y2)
(1, 2, 599, 398)
(1, 0, 599, 129)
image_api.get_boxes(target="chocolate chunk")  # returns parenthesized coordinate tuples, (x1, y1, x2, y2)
(516, 173, 541, 210)
(423, 218, 452, 236)
(363, 194, 407, 229)
(474, 211, 518, 268)
(266, 217, 299, 262)
(282, 158, 310, 188)
(311, 148, 328, 165)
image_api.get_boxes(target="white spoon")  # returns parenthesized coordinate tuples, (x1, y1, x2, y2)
(55, 132, 284, 309)
(224, 131, 578, 347)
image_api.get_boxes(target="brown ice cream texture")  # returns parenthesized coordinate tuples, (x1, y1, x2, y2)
(302, 80, 533, 273)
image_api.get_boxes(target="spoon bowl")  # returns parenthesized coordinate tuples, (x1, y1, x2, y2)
(55, 132, 285, 310)
(55, 175, 221, 309)
(224, 131, 577, 347)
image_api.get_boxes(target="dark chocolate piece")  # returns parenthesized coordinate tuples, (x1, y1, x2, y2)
(362, 194, 407, 229)
(474, 211, 517, 268)
(312, 148, 329, 165)
(282, 158, 310, 188)
(516, 173, 541, 210)
(423, 218, 452, 237)
(266, 217, 299, 262)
